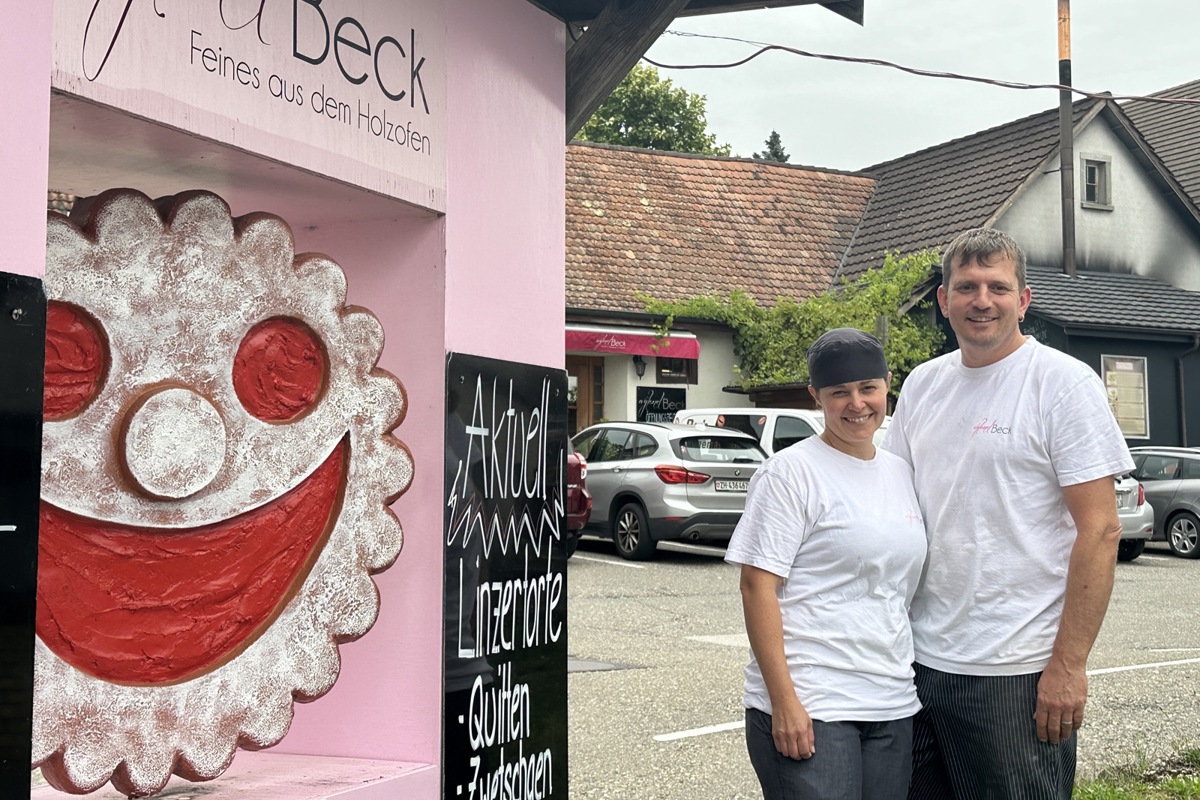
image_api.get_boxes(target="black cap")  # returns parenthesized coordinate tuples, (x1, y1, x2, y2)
(806, 328, 888, 390)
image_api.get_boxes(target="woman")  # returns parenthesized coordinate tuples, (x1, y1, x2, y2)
(725, 328, 927, 800)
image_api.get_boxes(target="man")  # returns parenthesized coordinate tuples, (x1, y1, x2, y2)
(883, 228, 1132, 799)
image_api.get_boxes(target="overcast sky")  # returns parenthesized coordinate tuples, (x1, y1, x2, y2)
(643, 0, 1197, 171)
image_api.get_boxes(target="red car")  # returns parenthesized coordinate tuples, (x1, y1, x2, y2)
(566, 438, 592, 557)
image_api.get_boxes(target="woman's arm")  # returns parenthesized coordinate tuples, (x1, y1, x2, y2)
(740, 564, 815, 759)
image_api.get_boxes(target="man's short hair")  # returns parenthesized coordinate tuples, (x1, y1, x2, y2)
(941, 228, 1027, 290)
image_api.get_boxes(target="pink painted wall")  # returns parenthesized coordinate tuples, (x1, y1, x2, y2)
(445, 0, 566, 370)
(1, 6, 52, 279)
(278, 215, 447, 765)
(269, 0, 568, 769)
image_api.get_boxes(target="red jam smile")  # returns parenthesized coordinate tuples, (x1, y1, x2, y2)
(36, 439, 348, 684)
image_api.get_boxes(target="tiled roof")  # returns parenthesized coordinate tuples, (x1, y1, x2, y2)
(565, 143, 876, 315)
(836, 99, 1102, 282)
(1123, 80, 1200, 207)
(1028, 265, 1200, 333)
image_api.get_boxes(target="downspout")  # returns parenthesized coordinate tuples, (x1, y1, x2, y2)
(1179, 334, 1200, 446)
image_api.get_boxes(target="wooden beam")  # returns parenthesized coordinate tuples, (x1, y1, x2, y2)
(679, 0, 862, 24)
(564, 0, 691, 141)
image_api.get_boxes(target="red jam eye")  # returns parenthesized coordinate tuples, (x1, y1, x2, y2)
(233, 318, 326, 422)
(44, 301, 108, 420)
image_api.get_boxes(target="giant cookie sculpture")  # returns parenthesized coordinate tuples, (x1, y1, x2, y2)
(33, 189, 413, 797)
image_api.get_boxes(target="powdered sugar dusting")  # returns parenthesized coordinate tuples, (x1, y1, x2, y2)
(35, 190, 413, 797)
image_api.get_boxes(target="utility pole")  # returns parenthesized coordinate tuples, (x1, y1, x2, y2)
(1058, 0, 1077, 277)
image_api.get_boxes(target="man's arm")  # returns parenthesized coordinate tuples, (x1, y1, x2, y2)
(1034, 475, 1122, 744)
(739, 565, 814, 759)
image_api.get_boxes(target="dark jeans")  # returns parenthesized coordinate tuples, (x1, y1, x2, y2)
(907, 664, 1075, 800)
(746, 707, 913, 800)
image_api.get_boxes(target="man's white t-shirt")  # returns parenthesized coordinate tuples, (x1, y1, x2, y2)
(882, 337, 1134, 675)
(726, 435, 927, 721)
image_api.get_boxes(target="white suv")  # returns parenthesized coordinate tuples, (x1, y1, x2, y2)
(674, 407, 889, 454)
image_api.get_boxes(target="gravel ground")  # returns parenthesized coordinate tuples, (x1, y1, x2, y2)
(1075, 543, 1200, 778)
(567, 538, 1200, 797)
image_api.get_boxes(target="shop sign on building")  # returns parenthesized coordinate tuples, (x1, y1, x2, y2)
(636, 387, 686, 423)
(52, 0, 446, 209)
(1103, 354, 1149, 438)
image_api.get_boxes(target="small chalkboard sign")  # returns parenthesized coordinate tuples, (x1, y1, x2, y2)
(443, 353, 568, 800)
(0, 274, 45, 799)
(636, 386, 686, 423)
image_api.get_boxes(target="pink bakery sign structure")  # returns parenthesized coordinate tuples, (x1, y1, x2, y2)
(5, 0, 565, 797)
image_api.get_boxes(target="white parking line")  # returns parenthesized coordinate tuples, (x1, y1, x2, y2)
(654, 720, 745, 742)
(654, 657, 1200, 744)
(688, 633, 750, 648)
(658, 541, 729, 555)
(572, 554, 645, 569)
(1088, 656, 1200, 676)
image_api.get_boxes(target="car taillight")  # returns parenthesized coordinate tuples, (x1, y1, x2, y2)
(1137, 482, 1145, 506)
(579, 455, 587, 480)
(654, 465, 710, 484)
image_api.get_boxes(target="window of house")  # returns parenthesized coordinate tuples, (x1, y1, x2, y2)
(1081, 154, 1113, 210)
(656, 357, 698, 385)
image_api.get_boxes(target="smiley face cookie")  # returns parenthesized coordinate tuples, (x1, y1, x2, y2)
(34, 189, 413, 797)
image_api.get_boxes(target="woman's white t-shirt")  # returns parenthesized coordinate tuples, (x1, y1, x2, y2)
(725, 435, 927, 722)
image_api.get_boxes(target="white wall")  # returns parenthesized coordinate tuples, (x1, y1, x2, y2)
(687, 331, 749, 409)
(601, 329, 749, 421)
(998, 118, 1200, 288)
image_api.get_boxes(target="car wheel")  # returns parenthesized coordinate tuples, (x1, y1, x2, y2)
(566, 532, 579, 559)
(1116, 539, 1145, 562)
(1167, 512, 1200, 558)
(612, 502, 655, 561)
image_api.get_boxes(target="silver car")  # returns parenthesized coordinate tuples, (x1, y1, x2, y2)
(1116, 473, 1154, 561)
(571, 422, 766, 560)
(1129, 446, 1200, 558)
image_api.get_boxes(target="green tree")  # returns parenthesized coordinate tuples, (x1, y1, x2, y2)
(752, 130, 790, 163)
(578, 63, 731, 156)
(640, 251, 944, 390)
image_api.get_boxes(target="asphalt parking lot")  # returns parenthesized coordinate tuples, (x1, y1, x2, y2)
(567, 539, 1200, 798)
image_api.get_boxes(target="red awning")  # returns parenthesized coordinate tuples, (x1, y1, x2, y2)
(565, 326, 699, 359)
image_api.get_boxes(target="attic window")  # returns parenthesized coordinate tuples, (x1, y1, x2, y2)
(1081, 154, 1112, 210)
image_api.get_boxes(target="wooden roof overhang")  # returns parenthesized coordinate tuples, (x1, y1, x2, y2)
(525, 0, 865, 140)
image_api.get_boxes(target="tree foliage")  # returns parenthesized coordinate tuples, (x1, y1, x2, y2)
(578, 64, 731, 156)
(752, 130, 790, 163)
(640, 251, 945, 390)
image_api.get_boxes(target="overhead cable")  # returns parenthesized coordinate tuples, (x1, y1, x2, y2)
(644, 30, 1200, 106)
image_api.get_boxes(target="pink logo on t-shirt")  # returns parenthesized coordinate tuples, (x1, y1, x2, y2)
(972, 417, 1012, 436)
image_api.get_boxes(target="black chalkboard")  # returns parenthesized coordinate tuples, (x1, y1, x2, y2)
(443, 353, 568, 800)
(0, 274, 44, 799)
(636, 386, 686, 423)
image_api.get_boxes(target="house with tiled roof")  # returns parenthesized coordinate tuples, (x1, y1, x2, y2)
(836, 93, 1200, 445)
(565, 142, 875, 432)
(1124, 80, 1200, 216)
(565, 86, 1200, 444)
(838, 96, 1200, 284)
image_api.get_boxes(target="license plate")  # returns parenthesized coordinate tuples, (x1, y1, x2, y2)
(714, 479, 748, 492)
